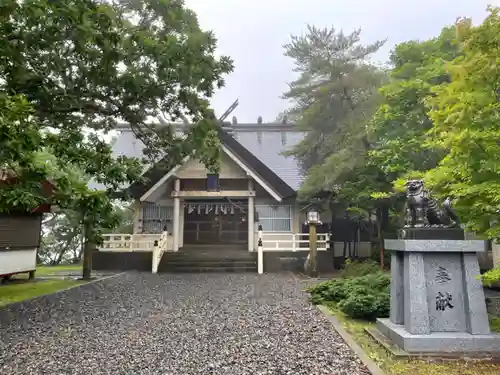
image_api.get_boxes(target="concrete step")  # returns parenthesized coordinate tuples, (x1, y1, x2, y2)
(163, 259, 256, 265)
(164, 252, 256, 261)
(181, 244, 248, 251)
(160, 266, 256, 273)
(158, 261, 257, 273)
(158, 250, 257, 273)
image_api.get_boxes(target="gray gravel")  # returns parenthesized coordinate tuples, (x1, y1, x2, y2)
(0, 272, 369, 375)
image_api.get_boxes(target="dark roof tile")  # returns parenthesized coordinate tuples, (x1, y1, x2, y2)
(89, 124, 305, 197)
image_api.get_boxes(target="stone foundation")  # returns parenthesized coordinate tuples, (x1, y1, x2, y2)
(377, 318, 500, 353)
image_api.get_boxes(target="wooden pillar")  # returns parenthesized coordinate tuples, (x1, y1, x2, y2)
(309, 222, 317, 277)
(173, 178, 180, 252)
(179, 200, 184, 248)
(248, 179, 254, 252)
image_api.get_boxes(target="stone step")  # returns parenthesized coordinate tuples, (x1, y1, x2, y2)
(181, 244, 247, 251)
(159, 266, 256, 273)
(158, 260, 256, 272)
(158, 250, 257, 273)
(164, 252, 256, 261)
(161, 261, 256, 268)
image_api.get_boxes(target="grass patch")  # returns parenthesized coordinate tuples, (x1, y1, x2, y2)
(0, 279, 83, 307)
(11, 264, 83, 279)
(323, 302, 500, 375)
(36, 264, 82, 276)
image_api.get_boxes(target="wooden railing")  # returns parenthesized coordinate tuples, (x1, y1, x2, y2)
(256, 229, 330, 274)
(152, 231, 170, 273)
(97, 234, 161, 252)
(258, 232, 330, 251)
(98, 233, 175, 273)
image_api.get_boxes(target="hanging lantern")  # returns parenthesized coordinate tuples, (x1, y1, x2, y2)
(307, 208, 320, 224)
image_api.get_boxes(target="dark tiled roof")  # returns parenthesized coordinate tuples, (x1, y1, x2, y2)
(89, 123, 305, 197)
(233, 128, 304, 190)
(217, 128, 296, 198)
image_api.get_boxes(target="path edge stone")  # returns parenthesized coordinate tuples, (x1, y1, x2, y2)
(0, 272, 126, 310)
(316, 304, 386, 375)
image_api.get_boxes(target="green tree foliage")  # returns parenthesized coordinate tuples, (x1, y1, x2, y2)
(368, 25, 461, 178)
(282, 26, 387, 202)
(0, 0, 232, 277)
(40, 203, 134, 265)
(40, 211, 84, 265)
(0, 0, 232, 228)
(424, 7, 500, 238)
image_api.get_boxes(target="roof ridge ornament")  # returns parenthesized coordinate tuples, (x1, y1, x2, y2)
(218, 98, 239, 122)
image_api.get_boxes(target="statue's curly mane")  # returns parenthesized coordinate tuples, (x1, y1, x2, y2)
(406, 181, 424, 197)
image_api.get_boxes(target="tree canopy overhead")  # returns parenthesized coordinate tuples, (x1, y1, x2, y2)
(281, 6, 500, 246)
(281, 25, 387, 207)
(424, 8, 500, 238)
(0, 0, 233, 243)
(368, 25, 461, 177)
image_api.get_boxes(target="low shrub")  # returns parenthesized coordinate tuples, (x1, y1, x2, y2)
(481, 267, 500, 287)
(340, 258, 381, 278)
(308, 272, 390, 320)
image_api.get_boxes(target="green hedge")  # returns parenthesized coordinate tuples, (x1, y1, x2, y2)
(307, 272, 390, 320)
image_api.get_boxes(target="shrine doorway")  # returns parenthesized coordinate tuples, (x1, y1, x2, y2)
(183, 200, 248, 245)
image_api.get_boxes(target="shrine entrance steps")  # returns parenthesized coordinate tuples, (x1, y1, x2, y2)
(157, 244, 257, 273)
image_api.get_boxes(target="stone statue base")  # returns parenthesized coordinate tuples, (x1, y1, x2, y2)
(377, 234, 500, 354)
(398, 227, 465, 240)
(377, 318, 500, 353)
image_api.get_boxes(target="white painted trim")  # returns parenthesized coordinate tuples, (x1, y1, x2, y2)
(140, 145, 283, 203)
(221, 145, 282, 202)
(140, 155, 191, 202)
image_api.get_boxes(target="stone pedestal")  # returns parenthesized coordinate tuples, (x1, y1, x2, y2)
(377, 233, 500, 353)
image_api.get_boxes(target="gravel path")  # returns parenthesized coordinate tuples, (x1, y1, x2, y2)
(0, 272, 369, 375)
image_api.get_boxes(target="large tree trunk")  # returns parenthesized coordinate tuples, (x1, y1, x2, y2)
(82, 223, 93, 279)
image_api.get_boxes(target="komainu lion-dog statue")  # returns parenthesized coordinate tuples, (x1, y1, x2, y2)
(403, 179, 459, 228)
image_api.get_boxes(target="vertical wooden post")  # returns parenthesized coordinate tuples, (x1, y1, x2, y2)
(309, 222, 317, 277)
(172, 178, 180, 252)
(257, 225, 263, 274)
(152, 240, 159, 274)
(248, 179, 254, 252)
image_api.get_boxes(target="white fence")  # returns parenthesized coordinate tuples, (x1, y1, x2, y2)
(152, 231, 170, 273)
(258, 232, 330, 251)
(98, 232, 175, 273)
(97, 234, 161, 252)
(257, 230, 330, 274)
(98, 230, 330, 275)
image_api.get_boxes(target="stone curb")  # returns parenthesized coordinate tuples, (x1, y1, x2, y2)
(0, 272, 126, 310)
(316, 305, 386, 375)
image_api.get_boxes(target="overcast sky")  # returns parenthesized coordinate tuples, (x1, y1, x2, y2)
(185, 0, 499, 122)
